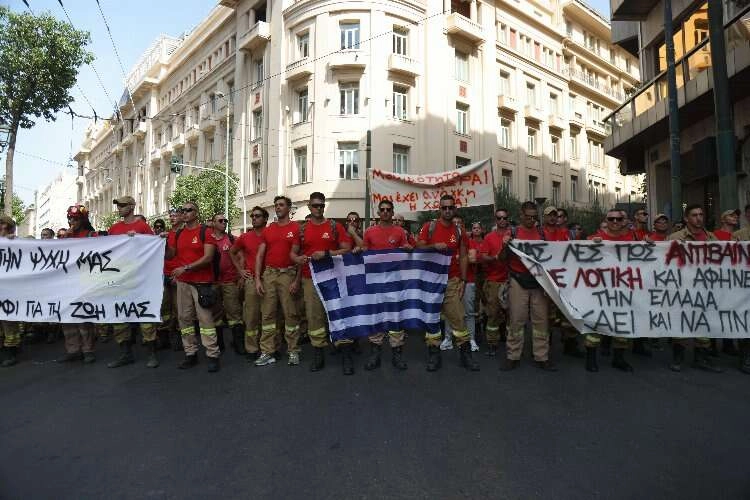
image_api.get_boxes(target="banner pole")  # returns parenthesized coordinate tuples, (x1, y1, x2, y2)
(488, 157, 497, 214)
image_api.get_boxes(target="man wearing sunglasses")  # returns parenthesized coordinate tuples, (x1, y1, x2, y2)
(479, 208, 512, 357)
(633, 208, 650, 241)
(354, 199, 411, 371)
(166, 202, 221, 372)
(255, 196, 301, 368)
(158, 209, 184, 352)
(230, 206, 268, 361)
(501, 201, 557, 372)
(210, 213, 242, 355)
(107, 196, 160, 369)
(417, 194, 478, 372)
(291, 193, 352, 373)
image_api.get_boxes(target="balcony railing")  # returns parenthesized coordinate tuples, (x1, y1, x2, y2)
(565, 66, 625, 101)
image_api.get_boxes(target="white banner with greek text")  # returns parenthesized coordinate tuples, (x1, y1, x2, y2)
(510, 240, 750, 338)
(0, 235, 165, 323)
(370, 158, 494, 218)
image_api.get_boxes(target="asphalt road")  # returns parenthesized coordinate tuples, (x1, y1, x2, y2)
(1, 335, 749, 500)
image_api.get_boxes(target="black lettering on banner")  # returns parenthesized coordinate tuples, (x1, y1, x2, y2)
(582, 309, 635, 334)
(591, 289, 633, 307)
(114, 301, 156, 319)
(653, 269, 682, 287)
(512, 241, 551, 263)
(692, 268, 750, 289)
(615, 243, 657, 262)
(29, 247, 69, 273)
(548, 268, 567, 288)
(25, 300, 43, 318)
(562, 243, 603, 263)
(649, 310, 672, 330)
(76, 250, 120, 273)
(0, 247, 22, 272)
(70, 302, 106, 320)
(0, 299, 19, 316)
(680, 310, 710, 332)
(649, 289, 717, 310)
(48, 302, 61, 322)
(718, 310, 749, 333)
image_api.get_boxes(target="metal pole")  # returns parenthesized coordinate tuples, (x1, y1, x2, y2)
(224, 97, 230, 221)
(707, 0, 738, 213)
(175, 162, 246, 232)
(364, 130, 372, 225)
(664, 0, 682, 220)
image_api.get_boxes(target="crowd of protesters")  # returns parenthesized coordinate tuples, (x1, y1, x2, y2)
(1, 195, 749, 376)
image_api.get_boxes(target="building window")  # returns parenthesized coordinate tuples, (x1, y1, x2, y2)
(551, 135, 561, 163)
(456, 156, 471, 168)
(456, 104, 469, 135)
(392, 85, 408, 120)
(340, 22, 360, 50)
(254, 59, 264, 86)
(501, 169, 512, 193)
(527, 127, 537, 156)
(615, 186, 622, 202)
(209, 94, 217, 114)
(569, 130, 578, 158)
(499, 119, 511, 149)
(297, 32, 309, 59)
(296, 88, 308, 124)
(589, 139, 602, 165)
(570, 175, 578, 202)
(252, 162, 263, 193)
(393, 27, 407, 55)
(393, 145, 409, 174)
(339, 82, 359, 115)
(252, 111, 263, 140)
(552, 181, 561, 206)
(455, 50, 469, 82)
(526, 82, 536, 107)
(293, 147, 308, 184)
(528, 176, 537, 200)
(549, 93, 559, 116)
(499, 71, 510, 95)
(565, 21, 573, 37)
(338, 142, 359, 179)
(498, 23, 508, 44)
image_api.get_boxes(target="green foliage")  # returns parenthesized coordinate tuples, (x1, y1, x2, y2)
(97, 211, 120, 232)
(0, 7, 93, 130)
(11, 193, 24, 225)
(168, 163, 240, 224)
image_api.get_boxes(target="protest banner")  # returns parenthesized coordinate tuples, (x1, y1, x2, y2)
(510, 240, 750, 338)
(310, 249, 451, 341)
(369, 158, 494, 217)
(0, 235, 165, 323)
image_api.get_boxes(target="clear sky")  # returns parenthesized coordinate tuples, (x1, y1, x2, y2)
(4, 0, 612, 206)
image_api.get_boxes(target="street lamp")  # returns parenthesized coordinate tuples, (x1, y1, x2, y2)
(0, 176, 5, 212)
(0, 124, 11, 154)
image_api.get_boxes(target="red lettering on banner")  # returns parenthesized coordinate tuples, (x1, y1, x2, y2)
(572, 267, 643, 290)
(409, 203, 416, 211)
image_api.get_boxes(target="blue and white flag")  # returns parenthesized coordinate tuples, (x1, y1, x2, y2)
(310, 249, 451, 341)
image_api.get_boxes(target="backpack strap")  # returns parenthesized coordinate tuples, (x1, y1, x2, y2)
(428, 220, 437, 240)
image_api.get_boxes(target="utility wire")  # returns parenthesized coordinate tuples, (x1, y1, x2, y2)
(93, 0, 137, 115)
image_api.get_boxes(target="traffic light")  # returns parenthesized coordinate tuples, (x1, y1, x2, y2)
(170, 155, 182, 174)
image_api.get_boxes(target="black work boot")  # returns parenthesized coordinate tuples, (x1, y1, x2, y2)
(709, 339, 720, 357)
(145, 341, 159, 368)
(46, 330, 57, 344)
(364, 344, 382, 371)
(563, 337, 584, 358)
(669, 343, 685, 372)
(310, 346, 325, 372)
(231, 325, 246, 355)
(722, 339, 739, 356)
(600, 336, 612, 356)
(107, 341, 135, 368)
(499, 358, 520, 371)
(459, 343, 479, 371)
(56, 351, 83, 363)
(207, 356, 220, 373)
(612, 348, 633, 372)
(216, 326, 226, 352)
(341, 344, 354, 375)
(739, 341, 750, 375)
(426, 345, 442, 372)
(178, 355, 198, 369)
(1, 347, 18, 367)
(486, 344, 498, 357)
(585, 347, 599, 372)
(391, 346, 407, 370)
(632, 338, 652, 357)
(693, 347, 723, 373)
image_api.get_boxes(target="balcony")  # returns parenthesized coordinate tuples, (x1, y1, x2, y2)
(585, 119, 610, 138)
(329, 50, 366, 70)
(285, 58, 313, 81)
(200, 114, 216, 132)
(569, 112, 585, 128)
(524, 105, 545, 122)
(172, 133, 185, 150)
(133, 121, 148, 138)
(445, 13, 485, 44)
(497, 95, 519, 113)
(150, 147, 161, 164)
(238, 21, 271, 52)
(161, 142, 174, 157)
(387, 54, 420, 77)
(122, 131, 134, 146)
(185, 124, 200, 143)
(566, 66, 625, 102)
(112, 142, 123, 154)
(548, 114, 566, 130)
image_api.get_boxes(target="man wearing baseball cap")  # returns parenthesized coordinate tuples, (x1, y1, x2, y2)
(106, 195, 159, 369)
(649, 214, 670, 241)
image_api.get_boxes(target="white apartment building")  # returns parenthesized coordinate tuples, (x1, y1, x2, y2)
(75, 0, 641, 227)
(35, 170, 77, 236)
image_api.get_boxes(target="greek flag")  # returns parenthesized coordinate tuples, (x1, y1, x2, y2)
(310, 249, 451, 341)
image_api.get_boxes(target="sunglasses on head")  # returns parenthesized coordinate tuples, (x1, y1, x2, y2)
(607, 216, 624, 222)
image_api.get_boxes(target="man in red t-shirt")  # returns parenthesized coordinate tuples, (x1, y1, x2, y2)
(106, 196, 160, 369)
(633, 208, 650, 241)
(209, 213, 242, 355)
(649, 213, 670, 241)
(165, 201, 220, 372)
(416, 194, 478, 372)
(714, 209, 739, 241)
(230, 206, 268, 360)
(500, 201, 556, 372)
(157, 209, 183, 351)
(479, 208, 512, 357)
(351, 199, 410, 371)
(254, 196, 301, 367)
(291, 192, 352, 373)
